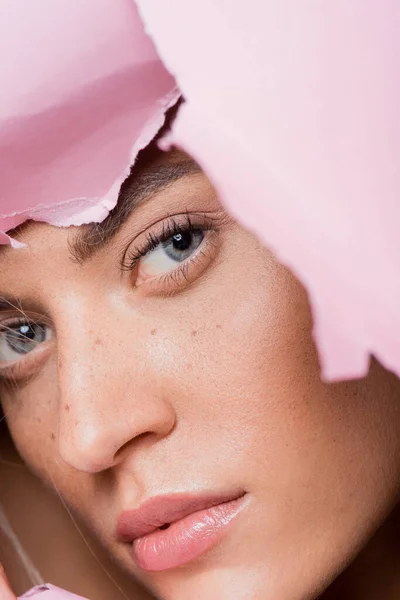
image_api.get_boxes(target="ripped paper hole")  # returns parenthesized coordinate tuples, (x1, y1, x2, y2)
(137, 0, 400, 381)
(0, 0, 178, 242)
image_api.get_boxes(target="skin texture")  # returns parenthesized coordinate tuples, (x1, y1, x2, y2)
(0, 150, 400, 600)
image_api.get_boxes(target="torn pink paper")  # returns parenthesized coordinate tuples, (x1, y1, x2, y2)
(18, 584, 87, 600)
(136, 0, 400, 381)
(2, 1, 400, 382)
(0, 0, 178, 245)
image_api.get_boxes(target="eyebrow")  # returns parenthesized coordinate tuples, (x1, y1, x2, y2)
(0, 297, 19, 310)
(69, 159, 202, 264)
(0, 160, 200, 313)
(0, 294, 36, 317)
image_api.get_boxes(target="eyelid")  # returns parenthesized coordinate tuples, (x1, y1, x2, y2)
(0, 340, 52, 381)
(0, 310, 52, 329)
(120, 211, 226, 272)
(134, 228, 220, 297)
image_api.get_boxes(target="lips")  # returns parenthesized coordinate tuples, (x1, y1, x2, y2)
(117, 490, 247, 571)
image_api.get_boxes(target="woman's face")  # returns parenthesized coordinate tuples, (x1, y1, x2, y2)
(1, 150, 400, 600)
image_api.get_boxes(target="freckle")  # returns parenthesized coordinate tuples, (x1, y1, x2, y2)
(191, 330, 197, 337)
(151, 329, 157, 335)
(64, 404, 70, 412)
(216, 324, 222, 329)
(51, 433, 56, 441)
(95, 338, 102, 346)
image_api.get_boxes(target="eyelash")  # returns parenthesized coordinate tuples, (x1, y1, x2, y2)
(121, 213, 220, 288)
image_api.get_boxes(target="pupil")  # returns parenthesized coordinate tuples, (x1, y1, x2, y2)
(19, 324, 35, 340)
(172, 232, 191, 251)
(162, 228, 204, 263)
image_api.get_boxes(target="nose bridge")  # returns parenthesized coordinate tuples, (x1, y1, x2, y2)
(54, 293, 175, 473)
(57, 297, 123, 400)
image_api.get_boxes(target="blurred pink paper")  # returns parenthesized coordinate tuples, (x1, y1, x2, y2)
(136, 0, 400, 380)
(0, 0, 178, 246)
(19, 584, 87, 600)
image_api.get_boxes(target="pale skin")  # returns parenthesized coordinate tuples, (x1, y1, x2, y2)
(0, 149, 400, 600)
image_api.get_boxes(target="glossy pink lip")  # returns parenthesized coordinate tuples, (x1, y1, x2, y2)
(117, 490, 247, 571)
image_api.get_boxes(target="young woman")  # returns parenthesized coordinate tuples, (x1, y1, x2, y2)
(1, 143, 400, 600)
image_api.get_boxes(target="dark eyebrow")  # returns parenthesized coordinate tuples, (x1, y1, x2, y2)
(69, 158, 202, 264)
(0, 296, 18, 311)
(0, 294, 32, 315)
(0, 161, 200, 314)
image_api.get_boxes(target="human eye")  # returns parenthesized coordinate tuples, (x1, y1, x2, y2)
(0, 317, 53, 379)
(122, 213, 224, 294)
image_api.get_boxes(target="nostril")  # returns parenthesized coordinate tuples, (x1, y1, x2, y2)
(159, 523, 171, 530)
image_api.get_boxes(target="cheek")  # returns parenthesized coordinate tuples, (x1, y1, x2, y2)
(5, 387, 90, 506)
(150, 246, 400, 508)
(182, 260, 318, 454)
(1, 367, 64, 485)
(141, 244, 320, 467)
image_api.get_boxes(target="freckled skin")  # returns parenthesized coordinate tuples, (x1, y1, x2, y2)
(1, 152, 400, 600)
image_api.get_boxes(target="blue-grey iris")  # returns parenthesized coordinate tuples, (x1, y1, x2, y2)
(6, 323, 47, 355)
(162, 230, 204, 262)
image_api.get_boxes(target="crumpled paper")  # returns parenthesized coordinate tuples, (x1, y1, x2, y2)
(18, 584, 87, 600)
(0, 0, 178, 247)
(136, 0, 400, 381)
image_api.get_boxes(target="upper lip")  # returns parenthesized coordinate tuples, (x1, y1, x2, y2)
(116, 490, 245, 542)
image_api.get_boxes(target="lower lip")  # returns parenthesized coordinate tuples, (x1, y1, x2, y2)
(132, 495, 247, 572)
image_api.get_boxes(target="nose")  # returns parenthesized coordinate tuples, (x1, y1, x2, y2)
(56, 309, 176, 473)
